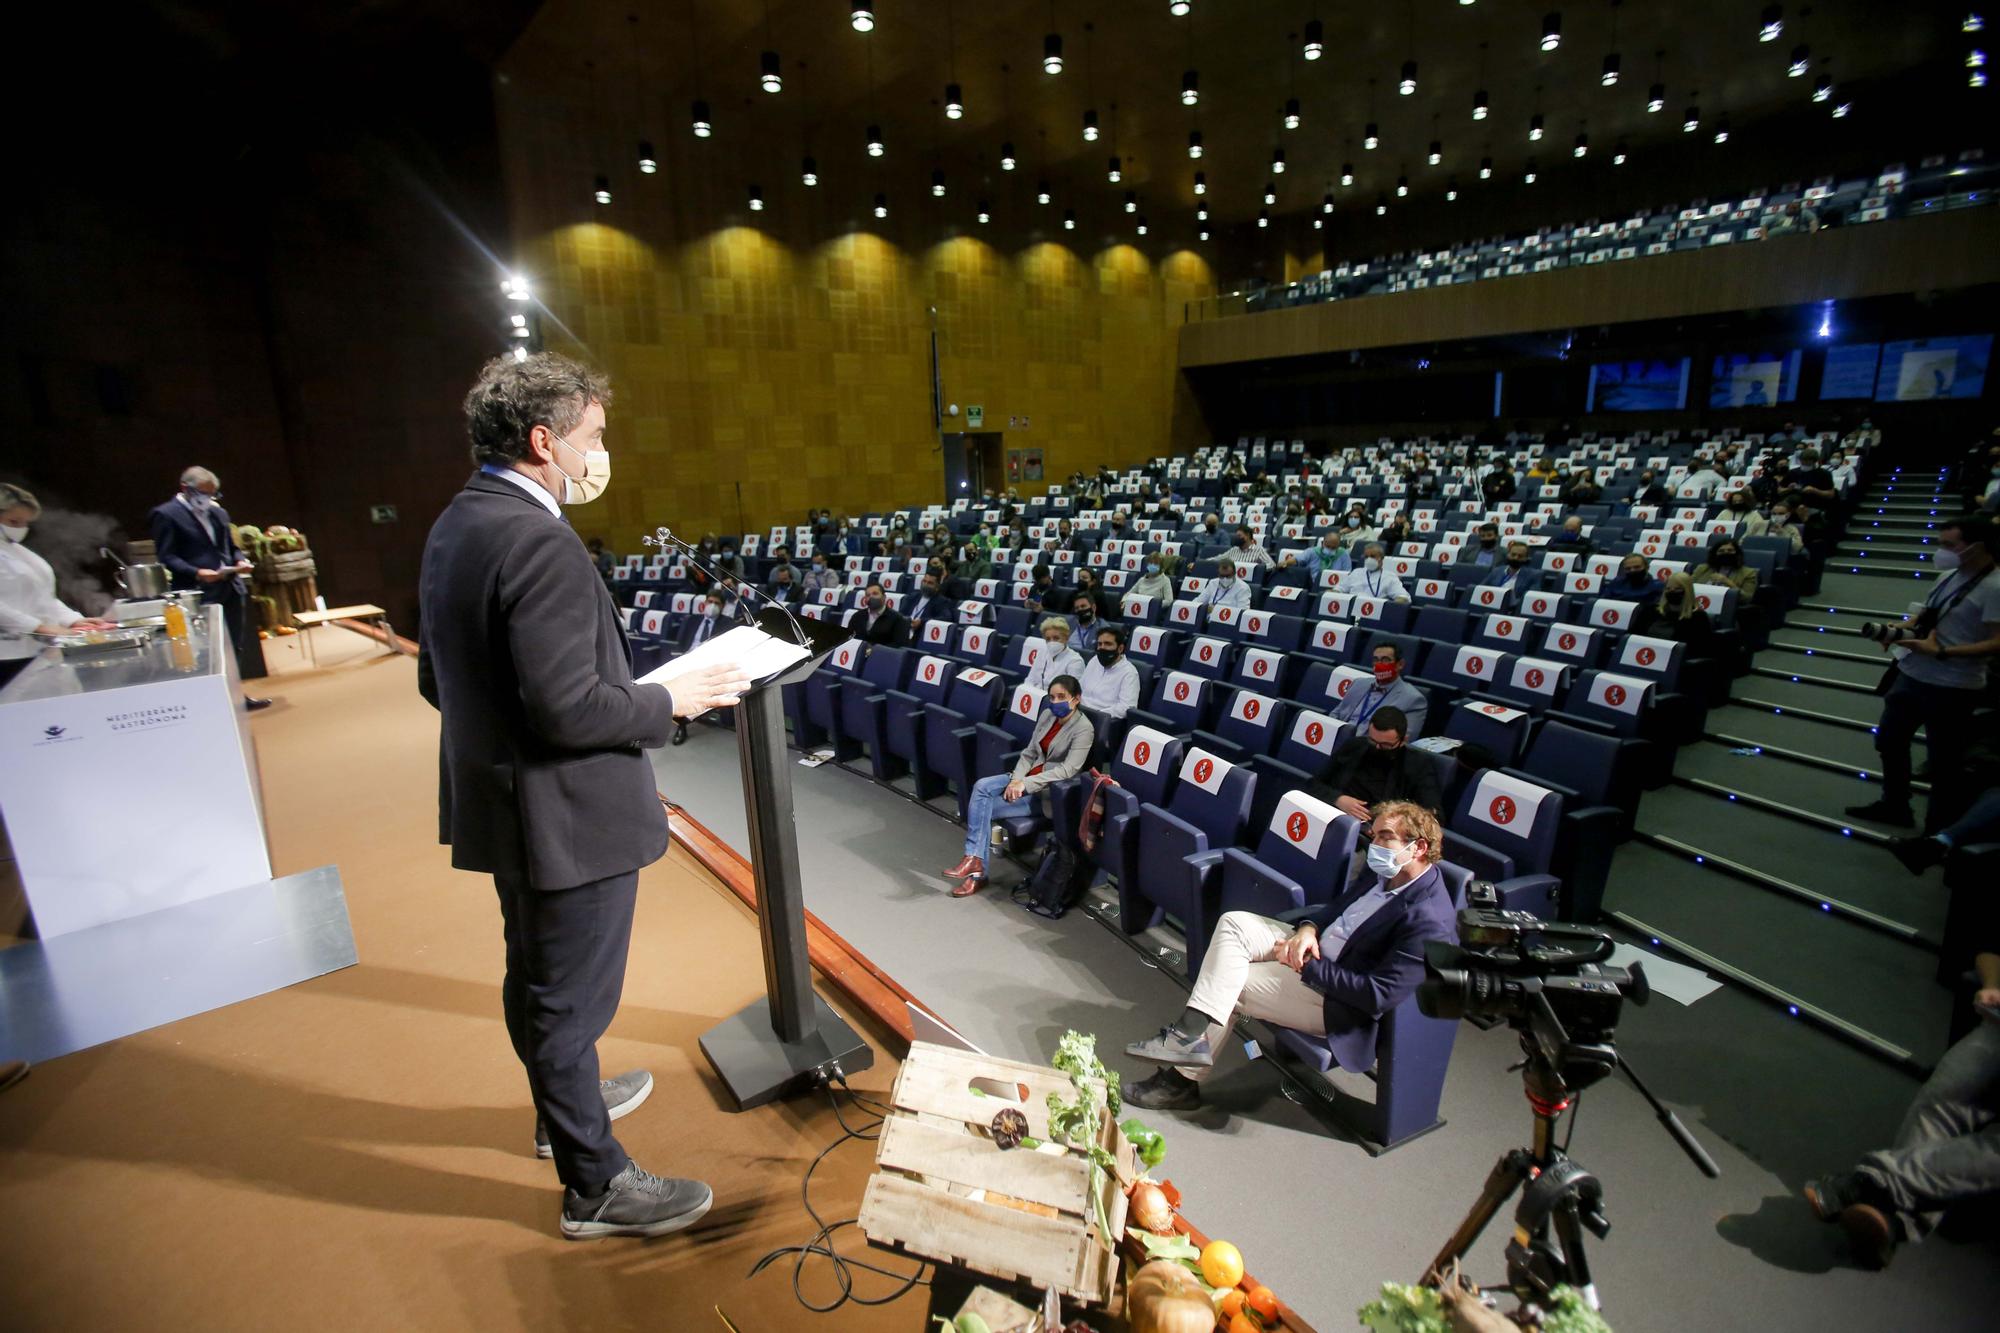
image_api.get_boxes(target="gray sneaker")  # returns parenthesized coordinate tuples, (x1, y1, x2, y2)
(1125, 1026, 1213, 1068)
(534, 1069, 655, 1159)
(561, 1161, 713, 1240)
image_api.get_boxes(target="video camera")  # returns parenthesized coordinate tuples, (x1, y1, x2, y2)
(1858, 610, 1931, 645)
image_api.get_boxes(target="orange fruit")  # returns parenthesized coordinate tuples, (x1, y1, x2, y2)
(1218, 1289, 1247, 1320)
(1228, 1311, 1263, 1333)
(1247, 1285, 1279, 1321)
(1199, 1239, 1245, 1290)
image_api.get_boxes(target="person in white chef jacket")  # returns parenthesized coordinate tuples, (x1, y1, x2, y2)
(0, 484, 116, 689)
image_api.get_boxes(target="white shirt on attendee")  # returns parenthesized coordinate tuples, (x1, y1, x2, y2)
(1336, 563, 1409, 601)
(1025, 642, 1084, 690)
(1681, 467, 1726, 498)
(1079, 654, 1141, 718)
(0, 535, 83, 659)
(1196, 577, 1251, 613)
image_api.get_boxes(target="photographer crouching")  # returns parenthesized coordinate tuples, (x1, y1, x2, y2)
(1847, 514, 2000, 834)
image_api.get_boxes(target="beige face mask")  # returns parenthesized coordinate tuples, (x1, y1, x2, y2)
(554, 433, 611, 505)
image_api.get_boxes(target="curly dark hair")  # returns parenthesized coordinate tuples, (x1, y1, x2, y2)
(462, 352, 612, 466)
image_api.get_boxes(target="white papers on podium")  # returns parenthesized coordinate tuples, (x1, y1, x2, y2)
(637, 625, 811, 717)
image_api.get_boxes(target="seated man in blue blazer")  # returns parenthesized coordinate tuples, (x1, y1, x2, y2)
(1123, 799, 1459, 1110)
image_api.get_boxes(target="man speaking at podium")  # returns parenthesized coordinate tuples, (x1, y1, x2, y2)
(419, 352, 749, 1240)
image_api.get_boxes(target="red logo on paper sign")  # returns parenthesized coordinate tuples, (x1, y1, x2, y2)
(1558, 633, 1577, 651)
(1602, 609, 1619, 624)
(1425, 582, 1441, 596)
(1479, 590, 1496, 605)
(1027, 647, 1040, 665)
(1576, 578, 1592, 591)
(1496, 620, 1514, 637)
(1525, 669, 1546, 689)
(1336, 678, 1355, 697)
(1243, 698, 1262, 719)
(1604, 684, 1628, 707)
(1176, 606, 1192, 621)
(1248, 616, 1264, 633)
(1490, 795, 1518, 825)
(1286, 811, 1310, 842)
(1483, 704, 1508, 715)
(1200, 645, 1214, 661)
(1322, 630, 1338, 647)
(1636, 646, 1657, 666)
(1305, 721, 1325, 746)
(1019, 693, 1034, 714)
(1253, 658, 1270, 676)
(1133, 741, 1152, 766)
(924, 663, 938, 680)
(1174, 680, 1191, 701)
(1467, 655, 1485, 675)
(1193, 758, 1215, 784)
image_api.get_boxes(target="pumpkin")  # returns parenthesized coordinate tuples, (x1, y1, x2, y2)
(1125, 1260, 1214, 1333)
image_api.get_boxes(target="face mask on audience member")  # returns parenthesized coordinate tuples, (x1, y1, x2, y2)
(1364, 557, 1381, 572)
(720, 545, 735, 559)
(922, 580, 940, 598)
(1074, 603, 1095, 624)
(1371, 656, 1401, 684)
(1713, 549, 1738, 568)
(867, 593, 885, 611)
(703, 602, 721, 619)
(1234, 533, 1250, 548)
(1365, 839, 1412, 878)
(1043, 631, 1067, 651)
(1144, 561, 1160, 575)
(1096, 646, 1120, 666)
(1048, 699, 1073, 718)
(1479, 534, 1497, 549)
(1665, 587, 1685, 605)
(0, 522, 27, 543)
(1507, 550, 1528, 567)
(812, 559, 827, 573)
(1620, 561, 1646, 583)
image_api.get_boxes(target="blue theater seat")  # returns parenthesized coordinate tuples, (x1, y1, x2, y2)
(1443, 770, 1566, 918)
(1117, 747, 1258, 973)
(922, 667, 1008, 817)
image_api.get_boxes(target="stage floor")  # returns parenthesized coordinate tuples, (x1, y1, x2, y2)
(0, 629, 917, 1331)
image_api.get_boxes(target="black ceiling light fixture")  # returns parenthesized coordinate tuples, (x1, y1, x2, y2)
(638, 140, 657, 174)
(1396, 170, 1409, 197)
(1107, 101, 1122, 182)
(1044, 3, 1064, 75)
(1341, 156, 1355, 186)
(1001, 141, 1016, 169)
(687, 3, 712, 138)
(864, 34, 883, 156)
(1171, 0, 1191, 16)
(1399, 0, 1418, 95)
(933, 167, 947, 197)
(1474, 42, 1491, 120)
(1479, 153, 1494, 179)
(1364, 79, 1381, 149)
(873, 191, 888, 218)
(1263, 179, 1277, 204)
(1188, 129, 1204, 158)
(1258, 207, 1270, 228)
(943, 0, 963, 117)
(1683, 93, 1701, 133)
(1612, 139, 1628, 164)
(1063, 207, 1077, 230)
(748, 182, 765, 211)
(1428, 113, 1443, 165)
(761, 49, 783, 94)
(1375, 193, 1388, 215)
(1541, 11, 1562, 52)
(1182, 68, 1200, 105)
(1083, 22, 1101, 138)
(1648, 50, 1667, 112)
(1759, 4, 1784, 42)
(1813, 58, 1833, 102)
(802, 154, 818, 185)
(977, 198, 991, 223)
(1303, 18, 1325, 60)
(1602, 0, 1622, 85)
(1446, 177, 1459, 201)
(1573, 126, 1588, 157)
(1524, 156, 1539, 183)
(593, 174, 611, 205)
(1083, 109, 1100, 141)
(850, 2, 874, 34)
(1193, 170, 1207, 195)
(1272, 144, 1287, 174)
(1124, 189, 1138, 213)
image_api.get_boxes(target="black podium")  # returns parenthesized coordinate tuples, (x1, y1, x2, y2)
(697, 607, 874, 1109)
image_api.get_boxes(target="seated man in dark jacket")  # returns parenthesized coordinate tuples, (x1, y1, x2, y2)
(1122, 800, 1459, 1110)
(1308, 708, 1443, 823)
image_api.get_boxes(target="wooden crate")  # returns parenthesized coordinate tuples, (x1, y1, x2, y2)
(858, 1041, 1137, 1306)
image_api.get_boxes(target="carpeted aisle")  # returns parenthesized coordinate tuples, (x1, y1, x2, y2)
(0, 628, 918, 1332)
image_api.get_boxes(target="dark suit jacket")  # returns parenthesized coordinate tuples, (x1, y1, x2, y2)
(417, 471, 677, 891)
(905, 592, 946, 625)
(1294, 864, 1457, 1071)
(860, 607, 909, 646)
(148, 498, 243, 601)
(1312, 737, 1444, 817)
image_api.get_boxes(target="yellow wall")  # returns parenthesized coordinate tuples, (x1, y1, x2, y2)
(500, 201, 1214, 556)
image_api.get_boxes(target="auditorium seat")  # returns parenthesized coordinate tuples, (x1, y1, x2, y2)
(922, 667, 1008, 817)
(1128, 668, 1214, 738)
(787, 637, 866, 750)
(1437, 698, 1536, 767)
(1189, 686, 1284, 765)
(830, 644, 912, 764)
(864, 651, 959, 786)
(1442, 770, 1566, 918)
(1504, 720, 1631, 921)
(1117, 747, 1258, 973)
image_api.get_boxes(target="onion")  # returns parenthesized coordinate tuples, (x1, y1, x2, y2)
(1128, 1181, 1174, 1234)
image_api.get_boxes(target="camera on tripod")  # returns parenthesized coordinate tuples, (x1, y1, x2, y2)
(1858, 608, 1935, 645)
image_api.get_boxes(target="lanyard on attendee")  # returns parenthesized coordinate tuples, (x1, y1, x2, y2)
(1925, 564, 1991, 612)
(1353, 685, 1390, 723)
(1367, 570, 1382, 597)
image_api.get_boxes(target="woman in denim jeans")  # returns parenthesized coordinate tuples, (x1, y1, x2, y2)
(944, 675, 1091, 898)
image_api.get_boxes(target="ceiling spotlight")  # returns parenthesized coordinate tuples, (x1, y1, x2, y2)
(867, 123, 885, 156)
(1364, 122, 1380, 150)
(1063, 208, 1076, 230)
(1312, 217, 1322, 230)
(1196, 203, 1208, 220)
(1000, 142, 1017, 170)
(1529, 112, 1544, 141)
(1400, 60, 1418, 96)
(1472, 88, 1492, 122)
(1446, 179, 1459, 200)
(1037, 180, 1052, 204)
(1832, 99, 1851, 117)
(637, 141, 657, 173)
(1713, 117, 1730, 144)
(1812, 73, 1832, 102)
(1257, 208, 1269, 228)
(1973, 68, 1989, 86)
(1171, 0, 1191, 15)
(1194, 171, 1207, 195)
(873, 192, 888, 218)
(932, 169, 947, 197)
(1284, 97, 1302, 129)
(1541, 12, 1562, 52)
(1188, 130, 1205, 159)
(1304, 19, 1325, 60)
(1322, 192, 1334, 213)
(1683, 104, 1699, 132)
(1574, 131, 1588, 157)
(1789, 44, 1810, 77)
(1524, 159, 1538, 183)
(1968, 13, 1987, 32)
(1272, 146, 1287, 174)
(748, 183, 764, 211)
(945, 83, 964, 119)
(502, 275, 530, 300)
(1108, 155, 1122, 182)
(1971, 48, 1989, 66)
(978, 200, 991, 223)
(1199, 228, 1209, 240)
(1182, 69, 1200, 105)
(801, 156, 818, 186)
(511, 345, 528, 362)
(1083, 109, 1100, 141)
(1340, 162, 1355, 185)
(1759, 5, 1783, 42)
(692, 99, 713, 137)
(1396, 174, 1409, 197)
(1124, 190, 1137, 213)
(1044, 32, 1064, 74)
(761, 51, 783, 94)
(850, 2, 874, 34)
(1648, 82, 1666, 112)
(1264, 181, 1277, 204)
(1479, 156, 1493, 178)
(1376, 194, 1388, 215)
(593, 175, 611, 205)
(1136, 215, 1148, 235)
(1602, 52, 1620, 86)
(1429, 139, 1443, 165)
(1613, 140, 1628, 164)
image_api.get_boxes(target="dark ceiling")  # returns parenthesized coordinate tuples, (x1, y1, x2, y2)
(499, 1, 1979, 238)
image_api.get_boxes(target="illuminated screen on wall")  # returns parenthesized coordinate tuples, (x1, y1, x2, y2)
(1820, 343, 1882, 400)
(1586, 358, 1691, 412)
(1708, 351, 1802, 408)
(1875, 336, 1992, 401)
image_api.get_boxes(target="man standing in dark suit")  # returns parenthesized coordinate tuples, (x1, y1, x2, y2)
(1121, 800, 1459, 1110)
(148, 466, 270, 708)
(419, 353, 749, 1240)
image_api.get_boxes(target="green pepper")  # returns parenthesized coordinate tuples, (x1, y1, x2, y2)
(1120, 1117, 1167, 1168)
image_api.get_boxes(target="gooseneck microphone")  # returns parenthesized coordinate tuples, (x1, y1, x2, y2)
(644, 525, 812, 647)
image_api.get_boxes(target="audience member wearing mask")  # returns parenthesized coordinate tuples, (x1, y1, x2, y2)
(1477, 542, 1536, 599)
(1024, 616, 1085, 691)
(1330, 644, 1429, 739)
(802, 553, 841, 595)
(1605, 555, 1658, 601)
(1302, 530, 1352, 584)
(1196, 558, 1252, 613)
(1632, 572, 1713, 648)
(1783, 450, 1839, 506)
(1072, 566, 1115, 619)
(1066, 590, 1114, 651)
(1480, 462, 1517, 504)
(1633, 471, 1674, 507)
(711, 540, 742, 580)
(1560, 469, 1603, 507)
(1336, 544, 1410, 602)
(1309, 706, 1444, 822)
(150, 464, 269, 705)
(1693, 541, 1758, 601)
(1466, 523, 1503, 568)
(906, 572, 947, 625)
(1376, 511, 1415, 551)
(1772, 491, 1828, 553)
(1131, 555, 1175, 605)
(1681, 460, 1728, 500)
(836, 521, 865, 558)
(858, 580, 909, 646)
(1339, 507, 1379, 547)
(1080, 625, 1141, 720)
(1230, 525, 1277, 571)
(0, 483, 117, 688)
(1548, 516, 1593, 558)
(943, 675, 1091, 897)
(1723, 488, 1763, 529)
(765, 565, 801, 606)
(1199, 514, 1224, 542)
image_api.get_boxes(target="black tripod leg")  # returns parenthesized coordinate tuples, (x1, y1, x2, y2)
(1426, 1150, 1531, 1285)
(1549, 1199, 1601, 1311)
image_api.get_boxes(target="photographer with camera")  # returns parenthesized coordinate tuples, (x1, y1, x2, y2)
(1847, 515, 2000, 832)
(1120, 801, 1457, 1112)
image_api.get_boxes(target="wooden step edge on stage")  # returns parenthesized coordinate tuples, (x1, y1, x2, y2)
(327, 616, 420, 655)
(663, 798, 943, 1051)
